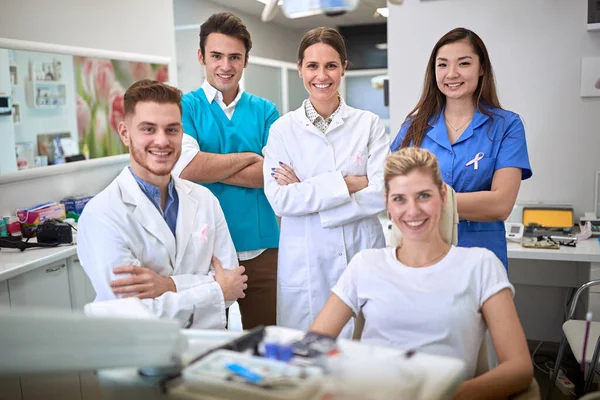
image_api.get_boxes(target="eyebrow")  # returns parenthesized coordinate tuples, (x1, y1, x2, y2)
(209, 51, 243, 57)
(137, 122, 182, 127)
(436, 56, 473, 62)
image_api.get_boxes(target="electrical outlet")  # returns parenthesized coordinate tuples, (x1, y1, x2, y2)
(555, 373, 575, 395)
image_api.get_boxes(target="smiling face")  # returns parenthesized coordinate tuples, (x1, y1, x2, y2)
(199, 32, 247, 97)
(435, 39, 483, 101)
(387, 169, 447, 243)
(118, 101, 182, 184)
(298, 42, 347, 105)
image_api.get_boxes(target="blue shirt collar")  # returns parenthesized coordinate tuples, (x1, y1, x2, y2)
(426, 106, 491, 149)
(129, 167, 176, 208)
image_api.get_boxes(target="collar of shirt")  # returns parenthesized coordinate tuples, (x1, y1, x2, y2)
(202, 79, 244, 119)
(304, 96, 344, 134)
(128, 167, 179, 236)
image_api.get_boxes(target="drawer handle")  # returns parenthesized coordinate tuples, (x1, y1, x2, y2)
(46, 264, 65, 273)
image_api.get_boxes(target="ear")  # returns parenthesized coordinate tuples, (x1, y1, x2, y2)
(197, 49, 205, 66)
(244, 54, 249, 68)
(479, 65, 484, 77)
(440, 183, 448, 208)
(342, 60, 348, 77)
(117, 121, 130, 147)
(297, 62, 302, 79)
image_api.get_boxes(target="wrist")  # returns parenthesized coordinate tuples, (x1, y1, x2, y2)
(167, 277, 177, 293)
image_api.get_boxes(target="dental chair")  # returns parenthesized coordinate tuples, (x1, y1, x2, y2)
(353, 183, 540, 399)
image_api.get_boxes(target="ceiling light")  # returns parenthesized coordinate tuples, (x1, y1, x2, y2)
(256, 0, 283, 5)
(376, 7, 389, 18)
(375, 43, 388, 50)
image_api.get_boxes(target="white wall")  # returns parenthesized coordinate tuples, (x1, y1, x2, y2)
(174, 0, 304, 93)
(388, 0, 600, 216)
(0, 0, 175, 215)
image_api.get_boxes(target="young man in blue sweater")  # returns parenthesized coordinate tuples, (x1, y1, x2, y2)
(172, 12, 279, 329)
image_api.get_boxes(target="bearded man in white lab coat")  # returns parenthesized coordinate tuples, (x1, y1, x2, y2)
(77, 80, 247, 329)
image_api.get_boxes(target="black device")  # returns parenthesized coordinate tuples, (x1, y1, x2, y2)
(37, 219, 73, 244)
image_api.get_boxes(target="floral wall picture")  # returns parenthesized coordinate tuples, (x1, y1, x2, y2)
(74, 57, 169, 159)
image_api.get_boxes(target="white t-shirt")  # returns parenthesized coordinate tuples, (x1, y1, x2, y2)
(332, 246, 513, 378)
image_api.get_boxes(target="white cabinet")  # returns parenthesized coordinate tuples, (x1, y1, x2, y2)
(8, 259, 71, 309)
(67, 256, 96, 311)
(7, 259, 80, 399)
(0, 280, 10, 307)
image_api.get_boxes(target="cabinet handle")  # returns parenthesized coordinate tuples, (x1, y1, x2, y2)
(46, 264, 65, 273)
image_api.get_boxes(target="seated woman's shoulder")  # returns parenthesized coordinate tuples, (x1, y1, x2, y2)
(451, 246, 499, 264)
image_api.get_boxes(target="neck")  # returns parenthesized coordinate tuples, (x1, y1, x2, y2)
(221, 86, 239, 107)
(396, 235, 450, 268)
(444, 97, 476, 119)
(310, 95, 340, 119)
(130, 163, 170, 208)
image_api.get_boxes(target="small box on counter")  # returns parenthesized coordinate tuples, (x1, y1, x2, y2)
(16, 202, 66, 237)
(60, 195, 93, 215)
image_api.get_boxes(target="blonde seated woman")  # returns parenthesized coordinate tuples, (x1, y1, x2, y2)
(310, 147, 533, 399)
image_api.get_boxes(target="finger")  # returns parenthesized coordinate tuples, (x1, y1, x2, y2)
(241, 275, 248, 283)
(238, 292, 246, 299)
(272, 168, 293, 180)
(110, 276, 144, 287)
(112, 265, 143, 275)
(237, 266, 245, 274)
(242, 283, 248, 290)
(273, 174, 294, 185)
(279, 162, 293, 172)
(112, 284, 148, 294)
(212, 256, 223, 271)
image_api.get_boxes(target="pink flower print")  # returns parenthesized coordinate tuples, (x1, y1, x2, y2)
(354, 151, 363, 166)
(595, 77, 600, 90)
(93, 60, 115, 104)
(155, 65, 169, 83)
(129, 62, 153, 81)
(200, 224, 209, 244)
(108, 83, 125, 133)
(75, 93, 91, 141)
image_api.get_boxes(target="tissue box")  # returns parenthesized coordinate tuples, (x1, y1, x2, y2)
(60, 195, 93, 215)
(16, 202, 66, 237)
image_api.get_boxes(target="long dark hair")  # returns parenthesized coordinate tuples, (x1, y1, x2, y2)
(400, 28, 502, 148)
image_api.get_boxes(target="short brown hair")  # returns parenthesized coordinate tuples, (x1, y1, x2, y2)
(385, 148, 444, 195)
(199, 13, 252, 58)
(297, 27, 348, 66)
(123, 80, 182, 118)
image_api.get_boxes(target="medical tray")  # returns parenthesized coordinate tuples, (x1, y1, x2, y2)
(182, 350, 323, 400)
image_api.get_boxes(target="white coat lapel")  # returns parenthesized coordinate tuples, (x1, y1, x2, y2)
(117, 168, 177, 267)
(173, 178, 199, 272)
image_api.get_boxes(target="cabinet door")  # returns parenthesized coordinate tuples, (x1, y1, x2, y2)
(8, 259, 72, 309)
(0, 280, 10, 308)
(0, 377, 22, 400)
(67, 257, 96, 311)
(8, 261, 80, 400)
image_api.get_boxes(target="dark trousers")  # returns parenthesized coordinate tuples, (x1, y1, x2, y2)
(236, 248, 278, 329)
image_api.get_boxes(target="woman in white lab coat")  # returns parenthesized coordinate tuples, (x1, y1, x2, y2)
(263, 27, 390, 337)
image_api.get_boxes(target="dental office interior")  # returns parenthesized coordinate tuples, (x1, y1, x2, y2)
(0, 0, 599, 399)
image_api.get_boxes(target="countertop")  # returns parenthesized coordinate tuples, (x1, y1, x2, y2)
(507, 238, 600, 263)
(0, 243, 77, 281)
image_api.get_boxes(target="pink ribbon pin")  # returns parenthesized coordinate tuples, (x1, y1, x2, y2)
(465, 152, 484, 170)
(200, 224, 209, 243)
(354, 151, 363, 166)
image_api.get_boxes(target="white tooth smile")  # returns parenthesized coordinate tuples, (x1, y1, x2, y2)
(219, 74, 233, 78)
(447, 83, 462, 87)
(314, 84, 331, 89)
(150, 151, 169, 156)
(406, 220, 425, 227)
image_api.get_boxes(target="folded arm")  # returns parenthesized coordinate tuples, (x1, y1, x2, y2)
(76, 211, 227, 328)
(263, 128, 351, 217)
(318, 117, 390, 228)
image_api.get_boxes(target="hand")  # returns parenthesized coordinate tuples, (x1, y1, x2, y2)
(212, 256, 248, 301)
(344, 176, 369, 194)
(110, 265, 176, 299)
(271, 162, 300, 185)
(245, 152, 263, 164)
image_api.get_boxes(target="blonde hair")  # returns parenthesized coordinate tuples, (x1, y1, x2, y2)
(384, 148, 444, 195)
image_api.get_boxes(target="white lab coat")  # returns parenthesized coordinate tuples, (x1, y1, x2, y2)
(77, 167, 238, 329)
(263, 100, 389, 336)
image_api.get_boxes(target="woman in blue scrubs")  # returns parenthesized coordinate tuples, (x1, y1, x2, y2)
(390, 28, 532, 269)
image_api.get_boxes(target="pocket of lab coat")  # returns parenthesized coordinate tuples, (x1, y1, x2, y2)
(277, 244, 309, 288)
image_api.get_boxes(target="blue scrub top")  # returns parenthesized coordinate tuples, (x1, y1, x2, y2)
(390, 106, 532, 269)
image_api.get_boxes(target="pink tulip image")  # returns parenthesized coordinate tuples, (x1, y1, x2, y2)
(129, 62, 153, 81)
(81, 58, 96, 101)
(108, 84, 125, 133)
(94, 107, 108, 155)
(595, 77, 600, 90)
(156, 65, 169, 83)
(76, 93, 91, 141)
(94, 60, 115, 104)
